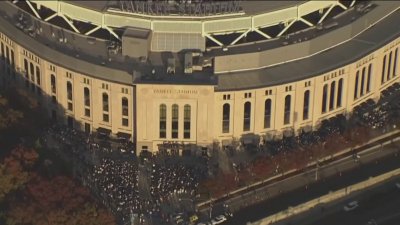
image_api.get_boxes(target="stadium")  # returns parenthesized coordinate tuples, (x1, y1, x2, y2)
(0, 0, 399, 155)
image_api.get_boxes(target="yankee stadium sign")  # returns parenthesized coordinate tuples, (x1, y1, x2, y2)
(118, 1, 242, 16)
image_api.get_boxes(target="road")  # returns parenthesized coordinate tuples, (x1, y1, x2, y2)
(208, 136, 400, 225)
(274, 176, 400, 225)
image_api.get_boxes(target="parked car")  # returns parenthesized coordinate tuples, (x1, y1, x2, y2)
(343, 201, 359, 211)
(211, 215, 227, 224)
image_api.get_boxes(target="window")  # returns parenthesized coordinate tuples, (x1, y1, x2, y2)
(284, 95, 291, 125)
(366, 64, 372, 93)
(184, 105, 191, 139)
(24, 59, 28, 78)
(51, 74, 56, 94)
(303, 90, 310, 120)
(102, 93, 109, 112)
(322, 84, 328, 113)
(159, 104, 166, 138)
(10, 50, 14, 69)
(171, 104, 178, 138)
(85, 108, 90, 117)
(381, 55, 386, 84)
(84, 87, 90, 107)
(122, 118, 129, 126)
(394, 48, 398, 77)
(29, 62, 34, 80)
(354, 72, 359, 100)
(103, 114, 109, 122)
(387, 51, 392, 81)
(67, 81, 73, 101)
(122, 117, 128, 126)
(264, 99, 272, 128)
(329, 81, 336, 111)
(122, 97, 128, 116)
(0, 42, 3, 59)
(243, 102, 251, 131)
(36, 66, 41, 86)
(337, 78, 343, 108)
(360, 67, 366, 96)
(5, 45, 9, 66)
(68, 102, 73, 111)
(222, 103, 230, 133)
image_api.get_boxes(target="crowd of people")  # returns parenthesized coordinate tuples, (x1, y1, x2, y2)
(45, 124, 204, 225)
(354, 82, 400, 129)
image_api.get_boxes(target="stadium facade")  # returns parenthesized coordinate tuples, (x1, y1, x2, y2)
(0, 0, 399, 155)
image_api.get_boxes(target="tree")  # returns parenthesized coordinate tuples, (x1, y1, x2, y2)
(0, 146, 38, 201)
(6, 175, 115, 225)
(0, 96, 23, 130)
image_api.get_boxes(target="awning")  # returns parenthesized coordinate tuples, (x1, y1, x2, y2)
(97, 127, 111, 135)
(116, 132, 131, 140)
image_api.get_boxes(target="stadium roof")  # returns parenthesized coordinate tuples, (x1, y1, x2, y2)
(64, 0, 306, 15)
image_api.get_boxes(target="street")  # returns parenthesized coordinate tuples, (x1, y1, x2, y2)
(274, 175, 400, 225)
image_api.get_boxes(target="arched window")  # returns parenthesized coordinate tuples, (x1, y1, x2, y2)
(329, 81, 336, 111)
(0, 42, 3, 59)
(67, 81, 73, 100)
(35, 66, 41, 86)
(337, 78, 343, 108)
(360, 67, 365, 96)
(284, 95, 291, 125)
(222, 103, 230, 133)
(10, 50, 14, 68)
(366, 64, 372, 93)
(5, 46, 9, 68)
(102, 93, 109, 112)
(394, 48, 398, 77)
(354, 71, 359, 100)
(264, 99, 272, 128)
(23, 59, 28, 77)
(243, 102, 251, 131)
(381, 55, 386, 84)
(159, 104, 166, 138)
(184, 104, 191, 139)
(84, 87, 90, 107)
(51, 74, 56, 94)
(29, 62, 34, 80)
(171, 104, 179, 138)
(303, 90, 310, 120)
(387, 51, 392, 81)
(122, 97, 128, 116)
(322, 84, 328, 113)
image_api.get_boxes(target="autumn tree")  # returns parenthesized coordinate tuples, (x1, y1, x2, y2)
(6, 175, 115, 225)
(0, 95, 23, 130)
(0, 146, 38, 201)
